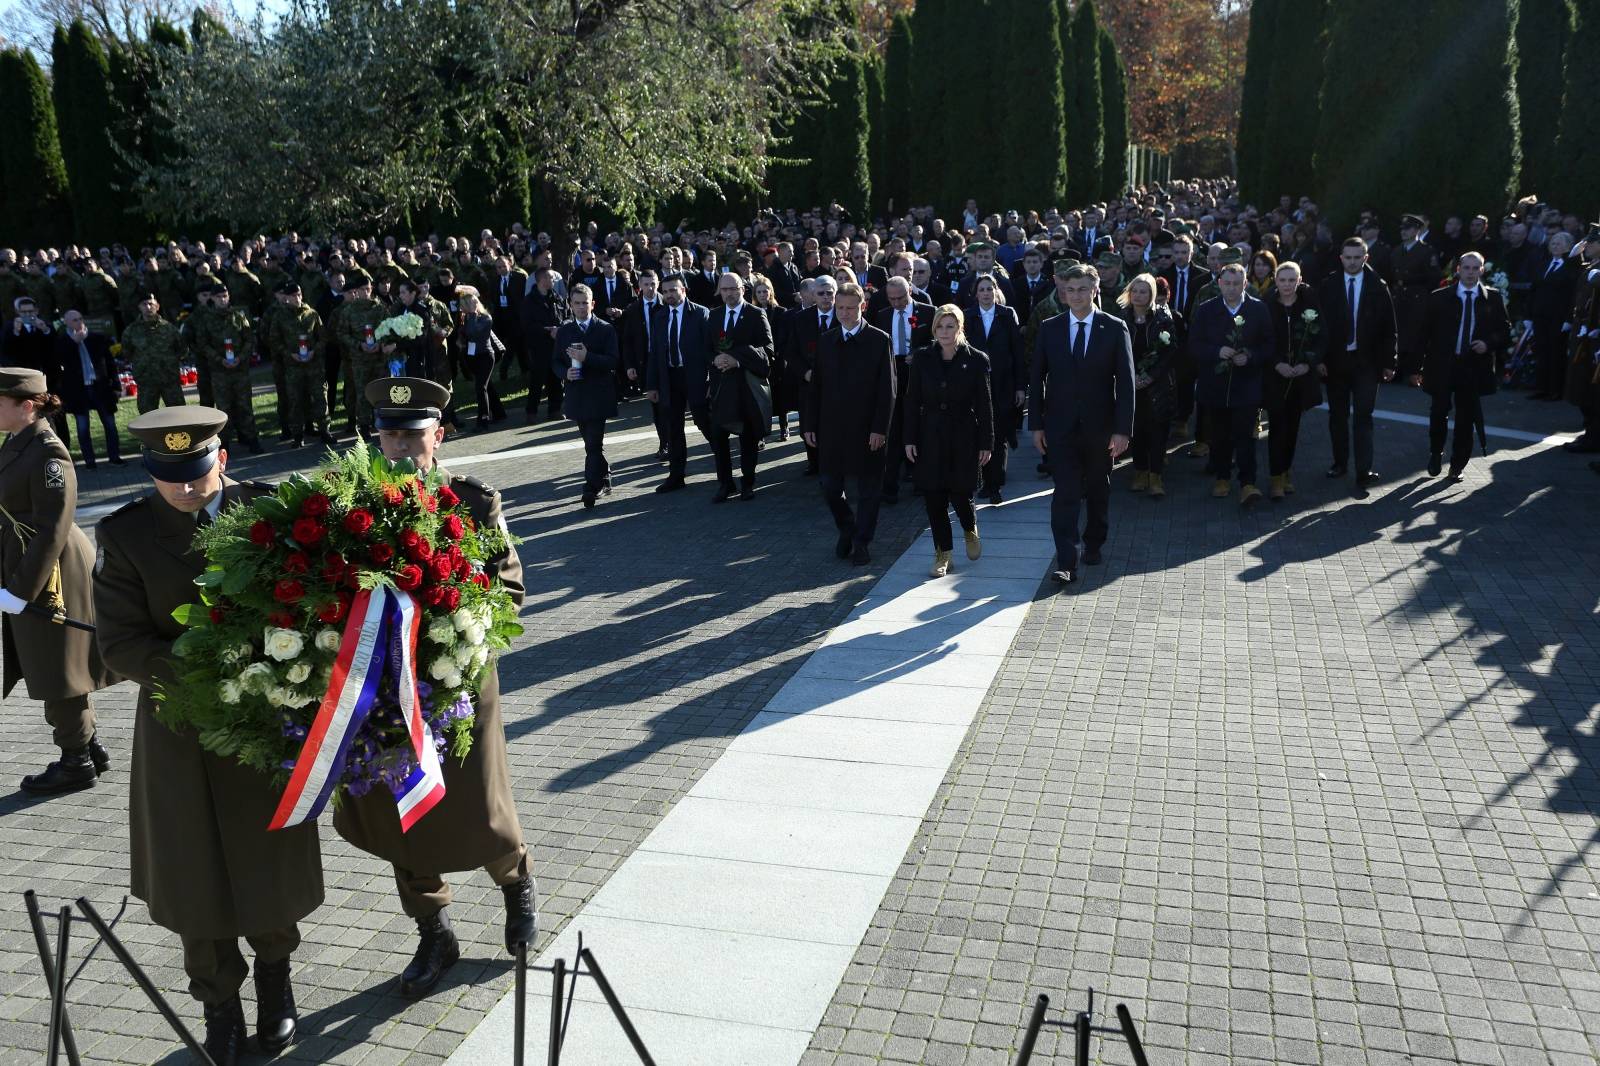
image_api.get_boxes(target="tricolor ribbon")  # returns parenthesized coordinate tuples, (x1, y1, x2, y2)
(269, 586, 447, 832)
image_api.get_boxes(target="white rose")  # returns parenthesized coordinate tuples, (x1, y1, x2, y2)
(267, 685, 291, 707)
(219, 679, 242, 704)
(1302, 309, 1318, 322)
(263, 627, 305, 662)
(471, 646, 488, 670)
(453, 644, 475, 668)
(452, 608, 474, 632)
(239, 662, 274, 695)
(465, 623, 486, 647)
(1233, 314, 1246, 327)
(427, 617, 456, 645)
(429, 657, 455, 680)
(287, 662, 312, 684)
(315, 628, 341, 653)
(1158, 331, 1171, 345)
(442, 669, 462, 689)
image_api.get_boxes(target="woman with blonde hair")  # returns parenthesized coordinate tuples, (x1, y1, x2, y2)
(1115, 273, 1182, 497)
(903, 305, 993, 577)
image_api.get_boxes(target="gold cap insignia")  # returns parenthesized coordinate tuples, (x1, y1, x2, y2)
(165, 431, 192, 452)
(390, 385, 412, 404)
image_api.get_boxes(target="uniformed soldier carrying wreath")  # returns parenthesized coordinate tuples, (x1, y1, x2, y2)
(334, 376, 536, 999)
(0, 368, 117, 795)
(93, 407, 322, 1066)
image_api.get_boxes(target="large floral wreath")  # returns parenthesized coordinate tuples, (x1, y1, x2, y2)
(156, 445, 522, 824)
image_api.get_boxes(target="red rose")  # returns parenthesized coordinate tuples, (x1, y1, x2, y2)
(455, 556, 471, 580)
(382, 484, 404, 505)
(208, 606, 226, 624)
(441, 514, 464, 541)
(471, 572, 490, 589)
(436, 485, 460, 509)
(284, 551, 311, 575)
(249, 520, 276, 548)
(273, 579, 306, 604)
(395, 564, 424, 591)
(291, 517, 325, 545)
(443, 587, 462, 611)
(300, 493, 331, 518)
(321, 551, 346, 582)
(419, 491, 437, 514)
(343, 509, 374, 535)
(317, 591, 351, 623)
(370, 542, 395, 565)
(398, 529, 422, 552)
(421, 585, 447, 608)
(268, 610, 296, 628)
(429, 556, 454, 582)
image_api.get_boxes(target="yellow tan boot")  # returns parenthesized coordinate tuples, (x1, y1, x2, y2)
(1269, 474, 1286, 500)
(930, 549, 951, 577)
(1212, 478, 1230, 498)
(964, 528, 982, 560)
(1147, 473, 1165, 499)
(1130, 470, 1148, 493)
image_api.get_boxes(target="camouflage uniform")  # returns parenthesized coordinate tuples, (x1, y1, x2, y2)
(49, 270, 80, 320)
(120, 315, 187, 413)
(180, 303, 216, 407)
(190, 306, 257, 444)
(224, 265, 264, 318)
(258, 299, 289, 431)
(80, 270, 121, 336)
(267, 305, 328, 439)
(334, 296, 388, 428)
(151, 269, 185, 320)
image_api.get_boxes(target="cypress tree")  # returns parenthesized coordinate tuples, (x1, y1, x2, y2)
(817, 49, 872, 223)
(1055, 0, 1073, 206)
(1236, 0, 1279, 205)
(908, 0, 951, 208)
(1552, 1, 1600, 212)
(53, 19, 132, 242)
(866, 51, 886, 217)
(881, 13, 914, 216)
(938, 0, 994, 213)
(1065, 0, 1103, 206)
(1256, 0, 1326, 205)
(1314, 0, 1519, 231)
(1098, 26, 1128, 198)
(1002, 0, 1067, 212)
(0, 49, 71, 245)
(1516, 0, 1573, 199)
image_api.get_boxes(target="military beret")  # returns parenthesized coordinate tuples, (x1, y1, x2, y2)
(966, 240, 994, 253)
(1400, 214, 1426, 229)
(1172, 221, 1193, 237)
(200, 280, 227, 295)
(128, 405, 228, 482)
(364, 376, 451, 430)
(346, 269, 372, 288)
(1216, 246, 1246, 265)
(278, 281, 301, 296)
(1095, 251, 1122, 268)
(0, 366, 48, 397)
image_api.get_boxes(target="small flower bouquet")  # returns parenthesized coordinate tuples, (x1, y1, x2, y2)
(374, 311, 424, 344)
(156, 443, 522, 830)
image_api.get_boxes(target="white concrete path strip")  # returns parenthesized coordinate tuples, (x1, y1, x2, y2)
(444, 484, 1058, 1064)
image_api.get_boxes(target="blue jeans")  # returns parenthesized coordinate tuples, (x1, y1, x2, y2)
(75, 408, 121, 466)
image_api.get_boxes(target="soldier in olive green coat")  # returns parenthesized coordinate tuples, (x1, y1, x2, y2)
(95, 407, 320, 1066)
(334, 271, 389, 435)
(122, 292, 188, 413)
(188, 282, 261, 452)
(266, 282, 333, 445)
(78, 262, 121, 336)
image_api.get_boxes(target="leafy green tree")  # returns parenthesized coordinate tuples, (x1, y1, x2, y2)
(0, 49, 71, 245)
(1517, 0, 1573, 198)
(881, 12, 914, 215)
(1065, 0, 1103, 205)
(1236, 0, 1278, 204)
(1256, 0, 1326, 204)
(1314, 0, 1519, 230)
(1098, 25, 1128, 198)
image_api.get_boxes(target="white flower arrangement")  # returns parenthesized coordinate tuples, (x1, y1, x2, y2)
(374, 312, 424, 343)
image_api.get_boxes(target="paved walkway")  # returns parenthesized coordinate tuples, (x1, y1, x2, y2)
(1, 386, 1596, 1066)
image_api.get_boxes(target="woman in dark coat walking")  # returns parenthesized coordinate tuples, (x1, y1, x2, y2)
(1264, 261, 1326, 498)
(904, 306, 994, 577)
(1117, 274, 1182, 499)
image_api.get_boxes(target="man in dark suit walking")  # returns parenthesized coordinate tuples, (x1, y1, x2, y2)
(1406, 252, 1510, 481)
(784, 277, 838, 476)
(705, 272, 773, 501)
(53, 310, 124, 468)
(1029, 263, 1134, 585)
(1529, 231, 1580, 400)
(1190, 264, 1277, 505)
(552, 284, 619, 508)
(1010, 246, 1052, 326)
(873, 277, 934, 503)
(1316, 237, 1397, 498)
(804, 282, 894, 566)
(645, 273, 711, 492)
(620, 270, 665, 455)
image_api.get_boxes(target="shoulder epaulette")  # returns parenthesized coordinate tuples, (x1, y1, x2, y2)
(452, 474, 496, 495)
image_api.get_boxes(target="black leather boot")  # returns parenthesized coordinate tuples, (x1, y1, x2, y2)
(502, 868, 538, 953)
(252, 957, 297, 1053)
(399, 909, 459, 999)
(198, 995, 247, 1066)
(20, 746, 96, 795)
(87, 734, 110, 775)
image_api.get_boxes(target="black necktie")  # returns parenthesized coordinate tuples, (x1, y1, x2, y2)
(1072, 319, 1088, 361)
(1177, 272, 1186, 309)
(820, 313, 830, 330)
(197, 509, 213, 529)
(669, 309, 681, 367)
(1459, 292, 1474, 354)
(1348, 276, 1357, 342)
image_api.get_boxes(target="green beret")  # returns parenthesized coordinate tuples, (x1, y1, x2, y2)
(1216, 247, 1245, 265)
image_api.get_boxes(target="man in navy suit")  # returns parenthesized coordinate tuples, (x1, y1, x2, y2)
(1315, 237, 1397, 498)
(1029, 263, 1135, 584)
(646, 273, 712, 492)
(552, 284, 619, 508)
(1190, 263, 1277, 505)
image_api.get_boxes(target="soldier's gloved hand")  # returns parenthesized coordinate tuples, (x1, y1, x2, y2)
(0, 590, 26, 615)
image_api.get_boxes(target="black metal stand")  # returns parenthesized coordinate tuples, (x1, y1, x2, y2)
(1013, 985, 1151, 1066)
(21, 891, 216, 1066)
(511, 933, 655, 1065)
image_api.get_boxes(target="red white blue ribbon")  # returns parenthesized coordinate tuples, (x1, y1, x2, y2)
(269, 586, 446, 832)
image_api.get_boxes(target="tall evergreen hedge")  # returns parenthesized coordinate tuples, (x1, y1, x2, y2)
(53, 20, 133, 242)
(1517, 0, 1573, 199)
(1552, 0, 1600, 213)
(881, 12, 914, 215)
(1256, 0, 1326, 205)
(908, 0, 952, 208)
(1098, 26, 1128, 199)
(0, 49, 71, 245)
(1236, 0, 1278, 204)
(998, 0, 1066, 212)
(866, 51, 886, 216)
(1065, 0, 1103, 205)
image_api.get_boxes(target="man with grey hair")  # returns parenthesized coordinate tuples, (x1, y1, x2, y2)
(1529, 230, 1580, 400)
(784, 275, 838, 476)
(873, 277, 934, 502)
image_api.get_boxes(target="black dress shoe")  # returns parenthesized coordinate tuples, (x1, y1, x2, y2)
(850, 543, 871, 566)
(581, 492, 596, 509)
(252, 957, 297, 1053)
(986, 491, 1003, 504)
(1083, 548, 1103, 565)
(400, 910, 460, 999)
(318, 431, 338, 446)
(88, 734, 110, 775)
(290, 437, 304, 448)
(1353, 481, 1371, 500)
(835, 533, 853, 560)
(1447, 464, 1465, 482)
(20, 747, 96, 795)
(738, 482, 755, 501)
(654, 478, 685, 493)
(108, 456, 125, 466)
(1428, 453, 1442, 476)
(1326, 464, 1347, 478)
(199, 995, 247, 1066)
(711, 484, 735, 503)
(1052, 569, 1077, 585)
(655, 447, 668, 461)
(501, 867, 537, 953)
